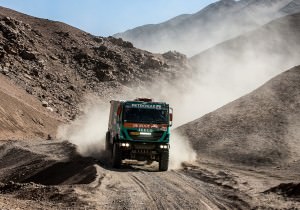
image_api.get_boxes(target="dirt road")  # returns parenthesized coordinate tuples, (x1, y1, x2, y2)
(0, 140, 299, 209)
(88, 166, 222, 210)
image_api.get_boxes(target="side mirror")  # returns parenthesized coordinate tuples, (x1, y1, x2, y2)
(169, 108, 173, 127)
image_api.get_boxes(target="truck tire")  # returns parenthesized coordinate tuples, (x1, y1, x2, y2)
(105, 132, 112, 151)
(112, 143, 122, 168)
(159, 150, 169, 171)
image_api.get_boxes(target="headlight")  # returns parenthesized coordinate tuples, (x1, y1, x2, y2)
(160, 145, 168, 149)
(140, 132, 152, 136)
(121, 143, 130, 147)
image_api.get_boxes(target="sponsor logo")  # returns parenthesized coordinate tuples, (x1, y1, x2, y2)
(130, 104, 162, 110)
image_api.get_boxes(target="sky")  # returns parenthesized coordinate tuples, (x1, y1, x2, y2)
(0, 0, 217, 36)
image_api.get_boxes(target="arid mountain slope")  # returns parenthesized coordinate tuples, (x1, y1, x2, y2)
(186, 11, 300, 111)
(0, 6, 187, 120)
(191, 11, 300, 65)
(177, 66, 300, 167)
(115, 0, 299, 56)
(0, 75, 60, 140)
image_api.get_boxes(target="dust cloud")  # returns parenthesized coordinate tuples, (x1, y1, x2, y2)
(57, 97, 109, 159)
(169, 132, 196, 169)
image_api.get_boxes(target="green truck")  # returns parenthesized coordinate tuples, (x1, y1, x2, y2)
(106, 98, 173, 171)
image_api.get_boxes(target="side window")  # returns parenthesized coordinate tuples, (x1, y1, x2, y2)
(108, 102, 114, 129)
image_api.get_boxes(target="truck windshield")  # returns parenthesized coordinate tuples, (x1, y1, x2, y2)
(123, 108, 168, 124)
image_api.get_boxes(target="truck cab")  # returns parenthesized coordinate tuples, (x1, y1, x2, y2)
(106, 98, 173, 171)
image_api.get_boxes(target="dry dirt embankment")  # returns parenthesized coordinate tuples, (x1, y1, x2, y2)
(0, 140, 98, 209)
(178, 65, 300, 168)
(0, 75, 60, 140)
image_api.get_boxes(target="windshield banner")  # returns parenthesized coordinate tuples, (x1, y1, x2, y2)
(124, 122, 168, 130)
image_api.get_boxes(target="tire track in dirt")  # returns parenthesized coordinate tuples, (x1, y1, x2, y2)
(153, 171, 217, 210)
(171, 170, 227, 209)
(173, 169, 253, 209)
(126, 170, 217, 210)
(87, 167, 218, 210)
(130, 174, 159, 210)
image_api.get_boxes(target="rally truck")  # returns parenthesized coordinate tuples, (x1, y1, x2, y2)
(106, 98, 173, 171)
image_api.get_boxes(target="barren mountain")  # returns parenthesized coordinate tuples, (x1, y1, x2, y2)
(177, 65, 300, 169)
(115, 0, 300, 56)
(0, 6, 187, 121)
(191, 11, 300, 66)
(182, 11, 300, 120)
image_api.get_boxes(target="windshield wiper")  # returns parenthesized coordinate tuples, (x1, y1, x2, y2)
(153, 121, 168, 124)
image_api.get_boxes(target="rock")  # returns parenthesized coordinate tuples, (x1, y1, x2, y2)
(40, 83, 47, 90)
(30, 68, 39, 77)
(42, 101, 49, 107)
(20, 50, 36, 60)
(45, 73, 53, 80)
(143, 57, 163, 69)
(50, 55, 58, 60)
(108, 36, 133, 48)
(46, 107, 54, 112)
(68, 85, 76, 91)
(47, 134, 52, 140)
(26, 87, 33, 94)
(95, 45, 107, 52)
(4, 16, 11, 21)
(1, 67, 9, 75)
(162, 51, 187, 61)
(24, 74, 32, 80)
(94, 37, 103, 43)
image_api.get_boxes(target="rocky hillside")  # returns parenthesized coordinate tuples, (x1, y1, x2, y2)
(177, 65, 300, 167)
(115, 0, 300, 56)
(0, 6, 188, 120)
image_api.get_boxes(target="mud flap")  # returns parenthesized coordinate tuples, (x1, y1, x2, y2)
(159, 150, 169, 171)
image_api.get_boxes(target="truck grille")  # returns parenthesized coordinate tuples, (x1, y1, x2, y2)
(128, 131, 164, 141)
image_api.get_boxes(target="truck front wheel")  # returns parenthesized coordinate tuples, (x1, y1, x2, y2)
(112, 143, 122, 168)
(159, 150, 169, 171)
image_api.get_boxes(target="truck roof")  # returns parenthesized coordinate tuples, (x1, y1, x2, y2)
(110, 99, 167, 105)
